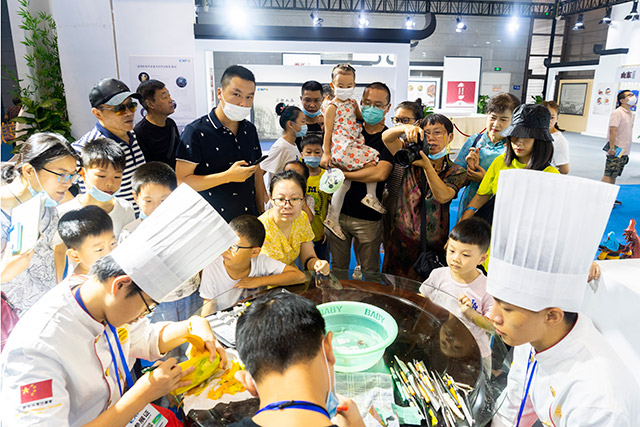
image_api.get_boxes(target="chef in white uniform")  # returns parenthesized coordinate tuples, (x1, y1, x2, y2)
(0, 184, 238, 427)
(488, 170, 639, 427)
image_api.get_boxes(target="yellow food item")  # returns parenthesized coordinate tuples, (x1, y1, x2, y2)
(171, 334, 221, 396)
(206, 360, 246, 400)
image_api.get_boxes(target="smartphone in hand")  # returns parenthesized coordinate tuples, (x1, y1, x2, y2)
(246, 155, 268, 166)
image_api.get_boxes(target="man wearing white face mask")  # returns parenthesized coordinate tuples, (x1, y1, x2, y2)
(232, 291, 365, 427)
(176, 65, 268, 222)
(601, 89, 636, 191)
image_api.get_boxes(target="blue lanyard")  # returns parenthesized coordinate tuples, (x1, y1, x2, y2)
(255, 400, 330, 418)
(516, 349, 538, 427)
(73, 287, 133, 397)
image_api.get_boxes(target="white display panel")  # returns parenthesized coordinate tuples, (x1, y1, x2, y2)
(442, 56, 482, 115)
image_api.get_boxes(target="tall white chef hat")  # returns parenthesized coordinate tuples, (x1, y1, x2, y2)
(487, 170, 618, 312)
(110, 184, 237, 302)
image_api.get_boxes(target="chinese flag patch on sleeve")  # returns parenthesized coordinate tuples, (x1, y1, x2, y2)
(20, 379, 53, 404)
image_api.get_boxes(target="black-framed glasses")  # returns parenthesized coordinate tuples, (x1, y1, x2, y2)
(391, 116, 417, 125)
(136, 289, 157, 317)
(100, 101, 138, 115)
(42, 167, 81, 184)
(272, 197, 304, 207)
(229, 243, 255, 254)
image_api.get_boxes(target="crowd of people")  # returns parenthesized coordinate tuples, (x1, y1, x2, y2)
(0, 63, 637, 426)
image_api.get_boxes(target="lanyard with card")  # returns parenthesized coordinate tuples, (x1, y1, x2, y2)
(128, 404, 168, 427)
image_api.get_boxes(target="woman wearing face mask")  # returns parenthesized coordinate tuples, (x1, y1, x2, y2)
(260, 103, 306, 194)
(381, 114, 467, 281)
(1, 132, 80, 318)
(259, 170, 330, 276)
(454, 93, 519, 220)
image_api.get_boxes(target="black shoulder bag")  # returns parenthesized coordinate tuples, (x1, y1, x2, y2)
(413, 170, 445, 280)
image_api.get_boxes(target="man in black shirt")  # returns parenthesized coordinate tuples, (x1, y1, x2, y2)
(326, 82, 393, 273)
(175, 65, 267, 222)
(296, 80, 325, 149)
(134, 79, 180, 169)
(231, 292, 364, 427)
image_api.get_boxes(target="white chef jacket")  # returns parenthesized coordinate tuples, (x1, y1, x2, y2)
(493, 315, 639, 427)
(0, 282, 169, 426)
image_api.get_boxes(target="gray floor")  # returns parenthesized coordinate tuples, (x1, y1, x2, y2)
(561, 132, 639, 185)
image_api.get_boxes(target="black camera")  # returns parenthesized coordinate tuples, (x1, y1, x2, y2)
(394, 134, 426, 168)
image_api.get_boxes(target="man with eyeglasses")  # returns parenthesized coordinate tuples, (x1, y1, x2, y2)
(73, 78, 146, 214)
(326, 82, 394, 274)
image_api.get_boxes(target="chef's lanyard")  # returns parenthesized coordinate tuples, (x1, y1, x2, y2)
(516, 349, 538, 427)
(73, 287, 133, 397)
(255, 400, 330, 418)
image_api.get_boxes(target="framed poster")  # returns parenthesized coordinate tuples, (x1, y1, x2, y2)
(559, 83, 588, 116)
(445, 81, 476, 108)
(408, 79, 439, 109)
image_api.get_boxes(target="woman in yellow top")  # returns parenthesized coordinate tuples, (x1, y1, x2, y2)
(461, 104, 560, 222)
(259, 170, 331, 275)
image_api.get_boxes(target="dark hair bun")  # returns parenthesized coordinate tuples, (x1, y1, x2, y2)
(275, 102, 287, 116)
(1, 163, 17, 184)
(414, 98, 424, 108)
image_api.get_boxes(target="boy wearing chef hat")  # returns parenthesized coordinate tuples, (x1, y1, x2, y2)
(1, 184, 236, 426)
(488, 170, 639, 427)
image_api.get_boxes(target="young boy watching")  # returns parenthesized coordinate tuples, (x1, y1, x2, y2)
(57, 137, 135, 237)
(200, 215, 305, 315)
(419, 217, 494, 369)
(57, 206, 117, 277)
(300, 134, 330, 259)
(119, 161, 177, 240)
(232, 291, 364, 427)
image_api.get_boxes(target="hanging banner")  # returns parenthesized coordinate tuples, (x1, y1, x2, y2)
(129, 56, 196, 132)
(442, 57, 482, 114)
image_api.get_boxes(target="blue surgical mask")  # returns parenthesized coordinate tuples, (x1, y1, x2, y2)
(303, 156, 321, 168)
(323, 343, 339, 419)
(139, 211, 148, 220)
(295, 124, 308, 138)
(361, 105, 385, 125)
(28, 172, 60, 208)
(87, 185, 119, 202)
(427, 145, 449, 160)
(302, 106, 321, 118)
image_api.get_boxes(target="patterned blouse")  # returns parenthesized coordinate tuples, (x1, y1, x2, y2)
(259, 210, 314, 266)
(1, 206, 59, 316)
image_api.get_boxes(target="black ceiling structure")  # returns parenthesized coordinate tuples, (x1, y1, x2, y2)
(199, 0, 633, 18)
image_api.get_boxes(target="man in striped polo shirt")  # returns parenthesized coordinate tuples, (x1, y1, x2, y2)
(73, 78, 146, 214)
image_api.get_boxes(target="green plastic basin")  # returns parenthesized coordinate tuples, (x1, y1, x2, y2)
(318, 301, 398, 372)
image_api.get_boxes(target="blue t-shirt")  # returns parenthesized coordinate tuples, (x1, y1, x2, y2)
(454, 133, 506, 218)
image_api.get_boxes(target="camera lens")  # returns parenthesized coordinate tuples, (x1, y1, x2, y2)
(394, 144, 421, 168)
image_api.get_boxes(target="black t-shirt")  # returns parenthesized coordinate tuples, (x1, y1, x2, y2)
(175, 109, 262, 222)
(341, 126, 392, 222)
(295, 122, 323, 150)
(229, 417, 338, 427)
(133, 117, 180, 169)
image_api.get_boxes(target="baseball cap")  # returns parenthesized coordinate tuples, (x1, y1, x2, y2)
(89, 78, 141, 108)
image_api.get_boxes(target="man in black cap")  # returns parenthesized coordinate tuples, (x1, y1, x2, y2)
(73, 78, 146, 213)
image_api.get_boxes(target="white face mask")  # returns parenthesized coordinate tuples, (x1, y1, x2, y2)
(627, 95, 637, 106)
(220, 93, 251, 122)
(334, 87, 355, 100)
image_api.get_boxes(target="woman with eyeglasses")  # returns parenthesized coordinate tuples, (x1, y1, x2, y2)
(1, 132, 81, 320)
(258, 170, 330, 276)
(381, 113, 467, 281)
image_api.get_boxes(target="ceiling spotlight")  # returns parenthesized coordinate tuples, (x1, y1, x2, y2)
(572, 13, 585, 30)
(599, 7, 612, 24)
(625, 0, 639, 21)
(508, 17, 520, 32)
(358, 13, 369, 28)
(456, 17, 467, 32)
(405, 16, 416, 29)
(310, 11, 323, 27)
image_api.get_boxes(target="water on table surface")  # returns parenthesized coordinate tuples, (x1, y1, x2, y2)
(329, 320, 385, 354)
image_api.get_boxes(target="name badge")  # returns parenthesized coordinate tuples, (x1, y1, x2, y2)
(128, 404, 168, 427)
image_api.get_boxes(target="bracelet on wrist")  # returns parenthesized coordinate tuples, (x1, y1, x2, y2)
(465, 206, 478, 212)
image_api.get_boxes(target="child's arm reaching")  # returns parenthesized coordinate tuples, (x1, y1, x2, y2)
(321, 104, 337, 168)
(201, 298, 217, 317)
(354, 101, 362, 122)
(458, 295, 494, 331)
(233, 264, 306, 289)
